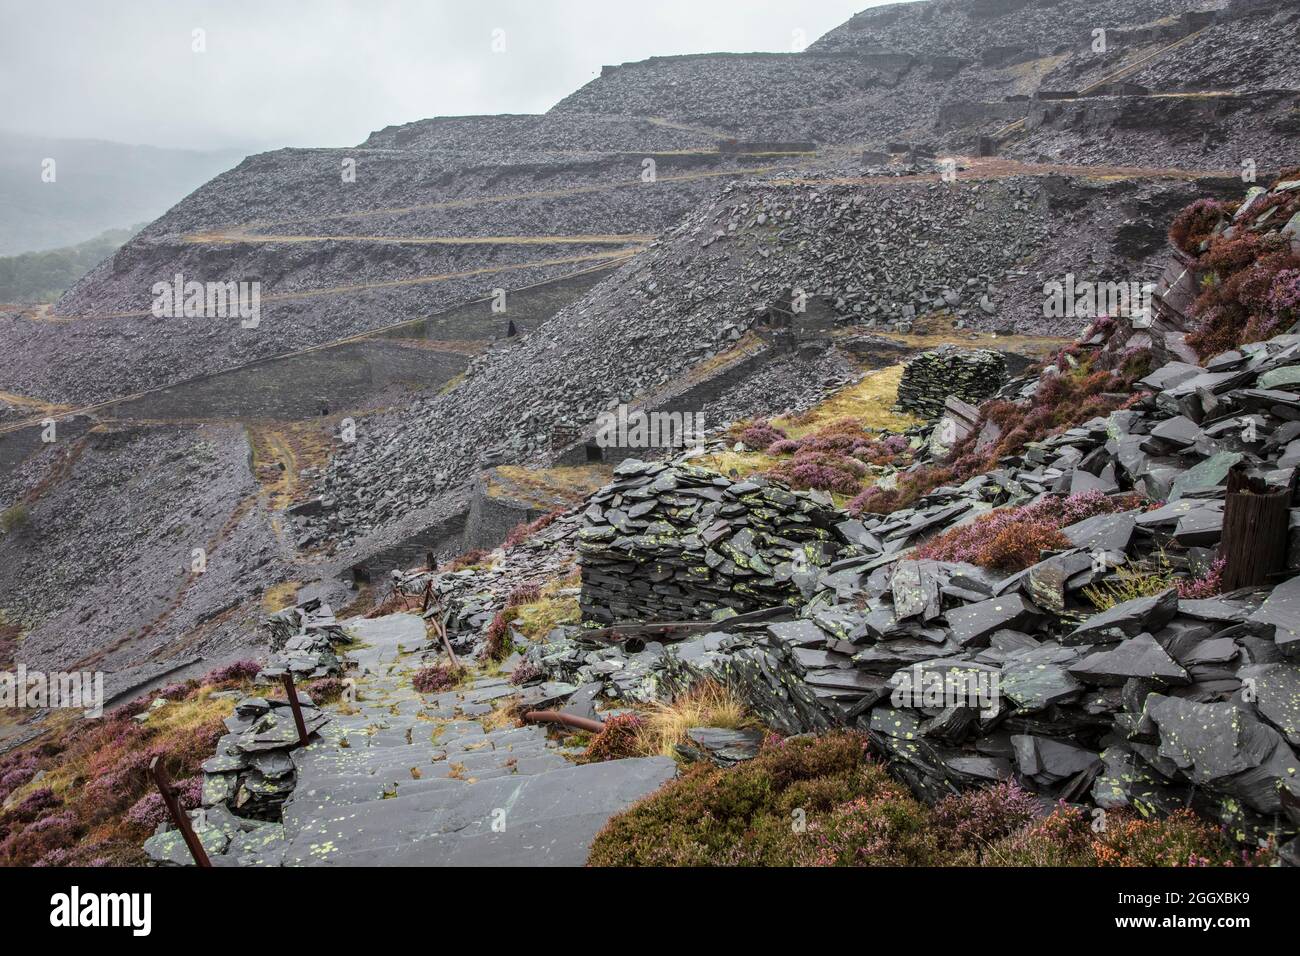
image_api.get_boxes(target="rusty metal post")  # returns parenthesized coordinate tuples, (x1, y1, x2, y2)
(280, 671, 311, 747)
(149, 756, 211, 868)
(524, 710, 605, 734)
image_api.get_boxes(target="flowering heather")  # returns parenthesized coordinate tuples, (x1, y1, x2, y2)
(202, 659, 261, 686)
(1168, 198, 1233, 255)
(1184, 226, 1300, 359)
(736, 420, 788, 452)
(504, 509, 564, 549)
(159, 679, 199, 700)
(915, 491, 1133, 571)
(0, 664, 252, 866)
(505, 583, 542, 607)
(444, 548, 490, 572)
(851, 346, 1150, 516)
(304, 676, 347, 703)
(581, 714, 646, 763)
(759, 418, 914, 495)
(508, 660, 543, 685)
(125, 777, 201, 830)
(482, 609, 517, 662)
(1177, 557, 1226, 599)
(412, 662, 468, 693)
(590, 733, 1250, 867)
(932, 781, 1040, 857)
(767, 452, 865, 495)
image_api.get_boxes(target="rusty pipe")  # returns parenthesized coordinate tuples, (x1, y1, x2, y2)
(523, 710, 605, 734)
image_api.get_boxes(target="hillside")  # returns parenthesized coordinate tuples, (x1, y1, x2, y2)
(0, 131, 244, 256)
(1, 0, 1299, 874)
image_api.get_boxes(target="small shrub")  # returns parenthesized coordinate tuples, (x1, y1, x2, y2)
(412, 662, 467, 693)
(202, 659, 261, 686)
(504, 509, 564, 550)
(931, 781, 1041, 859)
(0, 503, 30, 534)
(1093, 808, 1266, 866)
(482, 609, 517, 662)
(505, 584, 542, 608)
(916, 491, 1132, 572)
(983, 803, 1097, 866)
(736, 420, 788, 452)
(1178, 557, 1226, 599)
(304, 677, 347, 703)
(444, 548, 490, 572)
(508, 660, 542, 685)
(1084, 553, 1177, 611)
(1169, 198, 1233, 255)
(582, 714, 646, 763)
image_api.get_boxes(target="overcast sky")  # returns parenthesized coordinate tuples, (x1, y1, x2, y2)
(0, 0, 897, 153)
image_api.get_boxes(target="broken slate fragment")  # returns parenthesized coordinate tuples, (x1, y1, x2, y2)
(1168, 452, 1243, 502)
(1065, 589, 1178, 645)
(1068, 633, 1189, 686)
(1249, 574, 1300, 659)
(945, 593, 1038, 647)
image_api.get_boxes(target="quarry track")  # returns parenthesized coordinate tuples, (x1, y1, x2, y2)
(0, 259, 627, 435)
(223, 165, 784, 232)
(773, 158, 1235, 187)
(993, 25, 1214, 138)
(182, 231, 657, 246)
(38, 249, 638, 322)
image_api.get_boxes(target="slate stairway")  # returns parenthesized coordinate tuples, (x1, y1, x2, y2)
(206, 613, 675, 867)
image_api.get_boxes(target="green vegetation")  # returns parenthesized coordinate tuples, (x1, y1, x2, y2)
(0, 225, 140, 303)
(0, 503, 30, 534)
(588, 732, 1267, 867)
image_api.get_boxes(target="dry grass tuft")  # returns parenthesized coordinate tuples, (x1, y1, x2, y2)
(635, 680, 755, 758)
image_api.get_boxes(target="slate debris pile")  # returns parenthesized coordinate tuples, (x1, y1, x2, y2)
(896, 345, 1008, 418)
(259, 599, 352, 680)
(144, 694, 329, 865)
(576, 459, 852, 624)
(538, 310, 1300, 857)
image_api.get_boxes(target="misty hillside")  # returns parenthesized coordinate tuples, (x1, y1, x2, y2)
(0, 130, 244, 256)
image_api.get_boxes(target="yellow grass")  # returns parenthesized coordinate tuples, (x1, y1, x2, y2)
(511, 571, 581, 641)
(775, 364, 918, 437)
(635, 680, 756, 758)
(262, 581, 300, 614)
(489, 464, 612, 508)
(697, 364, 918, 482)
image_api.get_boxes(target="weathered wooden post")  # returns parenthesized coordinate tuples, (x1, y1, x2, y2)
(1220, 468, 1291, 591)
(279, 672, 311, 747)
(148, 757, 211, 868)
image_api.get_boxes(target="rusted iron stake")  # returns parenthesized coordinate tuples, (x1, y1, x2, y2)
(280, 671, 311, 747)
(524, 710, 605, 734)
(149, 756, 211, 868)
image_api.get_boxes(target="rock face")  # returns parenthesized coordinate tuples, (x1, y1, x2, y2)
(576, 459, 851, 624)
(896, 346, 1008, 418)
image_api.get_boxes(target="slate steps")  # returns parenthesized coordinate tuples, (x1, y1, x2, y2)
(181, 612, 683, 867)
